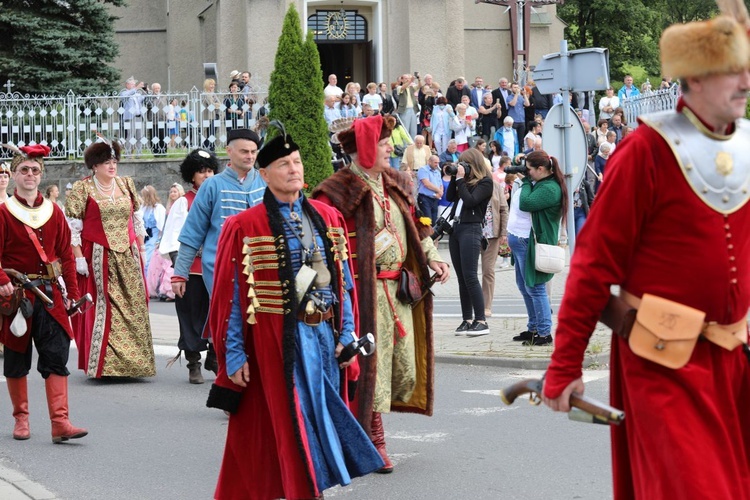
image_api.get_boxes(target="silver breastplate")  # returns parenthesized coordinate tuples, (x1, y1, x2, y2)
(640, 110, 750, 214)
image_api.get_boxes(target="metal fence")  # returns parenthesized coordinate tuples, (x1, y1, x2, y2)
(622, 85, 679, 126)
(0, 86, 268, 160)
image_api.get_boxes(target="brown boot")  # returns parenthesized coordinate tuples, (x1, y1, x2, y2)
(371, 412, 394, 473)
(45, 374, 88, 444)
(7, 377, 30, 440)
(185, 351, 204, 384)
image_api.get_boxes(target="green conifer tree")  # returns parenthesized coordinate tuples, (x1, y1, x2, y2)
(0, 0, 124, 95)
(268, 4, 332, 191)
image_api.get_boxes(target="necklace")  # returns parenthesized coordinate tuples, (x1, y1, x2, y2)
(93, 175, 115, 202)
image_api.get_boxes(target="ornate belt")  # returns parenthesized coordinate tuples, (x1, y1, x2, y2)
(296, 306, 333, 326)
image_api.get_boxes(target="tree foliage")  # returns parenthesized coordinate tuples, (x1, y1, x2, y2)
(558, 0, 750, 81)
(0, 0, 125, 95)
(268, 4, 332, 191)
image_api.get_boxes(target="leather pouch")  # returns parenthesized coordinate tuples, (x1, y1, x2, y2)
(628, 294, 705, 369)
(0, 286, 23, 316)
(396, 268, 422, 306)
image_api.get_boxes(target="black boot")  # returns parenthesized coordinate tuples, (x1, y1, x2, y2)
(185, 351, 204, 384)
(204, 344, 218, 375)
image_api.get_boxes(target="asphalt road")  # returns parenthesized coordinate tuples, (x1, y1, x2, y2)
(0, 356, 612, 500)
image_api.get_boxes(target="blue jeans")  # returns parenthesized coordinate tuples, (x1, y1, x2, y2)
(417, 194, 440, 223)
(574, 207, 587, 236)
(507, 233, 552, 336)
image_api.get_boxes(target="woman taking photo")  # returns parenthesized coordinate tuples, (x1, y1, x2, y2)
(447, 148, 494, 336)
(66, 140, 155, 378)
(512, 149, 568, 346)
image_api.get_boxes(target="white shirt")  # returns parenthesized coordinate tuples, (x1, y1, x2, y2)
(507, 178, 532, 237)
(598, 95, 620, 120)
(362, 93, 383, 110)
(324, 85, 344, 98)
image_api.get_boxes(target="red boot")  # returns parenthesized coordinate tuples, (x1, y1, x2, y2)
(371, 412, 394, 473)
(45, 374, 88, 444)
(7, 377, 30, 440)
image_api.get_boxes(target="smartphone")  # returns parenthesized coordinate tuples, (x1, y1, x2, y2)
(414, 71, 420, 79)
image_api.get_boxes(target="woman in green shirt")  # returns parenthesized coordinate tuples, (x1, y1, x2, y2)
(517, 150, 568, 346)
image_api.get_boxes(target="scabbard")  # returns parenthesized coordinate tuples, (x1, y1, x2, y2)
(599, 294, 637, 340)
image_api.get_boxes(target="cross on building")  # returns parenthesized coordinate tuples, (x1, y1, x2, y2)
(4, 79, 13, 94)
(475, 0, 565, 81)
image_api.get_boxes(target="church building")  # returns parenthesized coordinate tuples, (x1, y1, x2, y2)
(110, 0, 565, 92)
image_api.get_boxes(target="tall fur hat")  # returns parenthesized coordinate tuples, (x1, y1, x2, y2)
(84, 140, 121, 169)
(660, 15, 750, 79)
(180, 149, 219, 184)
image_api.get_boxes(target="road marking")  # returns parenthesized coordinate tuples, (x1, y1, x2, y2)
(454, 406, 520, 416)
(462, 389, 503, 397)
(0, 376, 5, 383)
(387, 431, 449, 443)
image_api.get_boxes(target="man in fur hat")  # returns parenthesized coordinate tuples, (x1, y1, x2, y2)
(0, 144, 87, 443)
(313, 114, 450, 473)
(206, 127, 383, 499)
(543, 7, 750, 498)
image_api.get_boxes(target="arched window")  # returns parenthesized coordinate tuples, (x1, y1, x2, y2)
(308, 10, 368, 42)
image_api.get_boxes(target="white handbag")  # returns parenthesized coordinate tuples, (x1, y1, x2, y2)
(533, 229, 565, 273)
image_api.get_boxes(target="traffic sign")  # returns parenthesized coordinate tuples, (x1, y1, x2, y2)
(542, 103, 588, 194)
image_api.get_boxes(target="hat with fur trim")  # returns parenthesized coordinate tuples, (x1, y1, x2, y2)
(660, 15, 749, 79)
(337, 114, 396, 169)
(256, 121, 299, 169)
(84, 140, 121, 169)
(180, 149, 219, 184)
(4, 144, 51, 172)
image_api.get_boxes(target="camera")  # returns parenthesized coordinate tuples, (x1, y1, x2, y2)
(431, 216, 453, 241)
(443, 161, 471, 177)
(504, 156, 528, 175)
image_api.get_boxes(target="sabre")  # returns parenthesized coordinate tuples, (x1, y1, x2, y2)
(500, 378, 625, 426)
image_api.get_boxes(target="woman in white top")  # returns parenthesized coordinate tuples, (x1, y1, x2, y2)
(0, 162, 11, 204)
(452, 103, 473, 152)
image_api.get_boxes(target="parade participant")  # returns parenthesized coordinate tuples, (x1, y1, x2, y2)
(172, 128, 266, 296)
(66, 139, 156, 378)
(0, 161, 9, 203)
(172, 128, 265, 374)
(206, 125, 383, 499)
(313, 114, 451, 473)
(0, 161, 9, 356)
(543, 9, 750, 499)
(0, 144, 87, 443)
(160, 149, 217, 384)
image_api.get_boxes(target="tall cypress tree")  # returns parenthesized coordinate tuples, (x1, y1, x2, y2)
(268, 4, 332, 191)
(0, 0, 124, 95)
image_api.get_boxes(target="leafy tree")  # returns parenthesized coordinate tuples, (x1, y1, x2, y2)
(0, 0, 124, 95)
(559, 0, 750, 82)
(267, 4, 332, 191)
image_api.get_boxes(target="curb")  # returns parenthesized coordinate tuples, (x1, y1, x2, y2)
(435, 351, 610, 371)
(0, 464, 57, 500)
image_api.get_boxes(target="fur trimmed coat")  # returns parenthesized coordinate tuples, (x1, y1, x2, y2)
(313, 167, 435, 435)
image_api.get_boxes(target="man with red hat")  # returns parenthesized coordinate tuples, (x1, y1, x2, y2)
(313, 114, 450, 473)
(206, 125, 383, 499)
(543, 7, 750, 498)
(0, 144, 87, 443)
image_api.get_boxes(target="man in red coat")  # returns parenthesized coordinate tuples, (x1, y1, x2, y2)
(543, 11, 750, 499)
(206, 127, 383, 499)
(0, 144, 87, 443)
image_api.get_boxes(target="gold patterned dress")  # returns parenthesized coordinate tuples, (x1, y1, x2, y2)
(354, 165, 442, 412)
(66, 176, 156, 378)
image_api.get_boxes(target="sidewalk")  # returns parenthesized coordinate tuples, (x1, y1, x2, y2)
(0, 463, 57, 500)
(150, 244, 613, 371)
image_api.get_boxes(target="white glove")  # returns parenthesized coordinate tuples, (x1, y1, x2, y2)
(75, 257, 89, 277)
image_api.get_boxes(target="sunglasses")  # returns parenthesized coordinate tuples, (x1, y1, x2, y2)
(18, 166, 42, 176)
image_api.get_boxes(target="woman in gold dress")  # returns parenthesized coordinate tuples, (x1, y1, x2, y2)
(66, 140, 156, 378)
